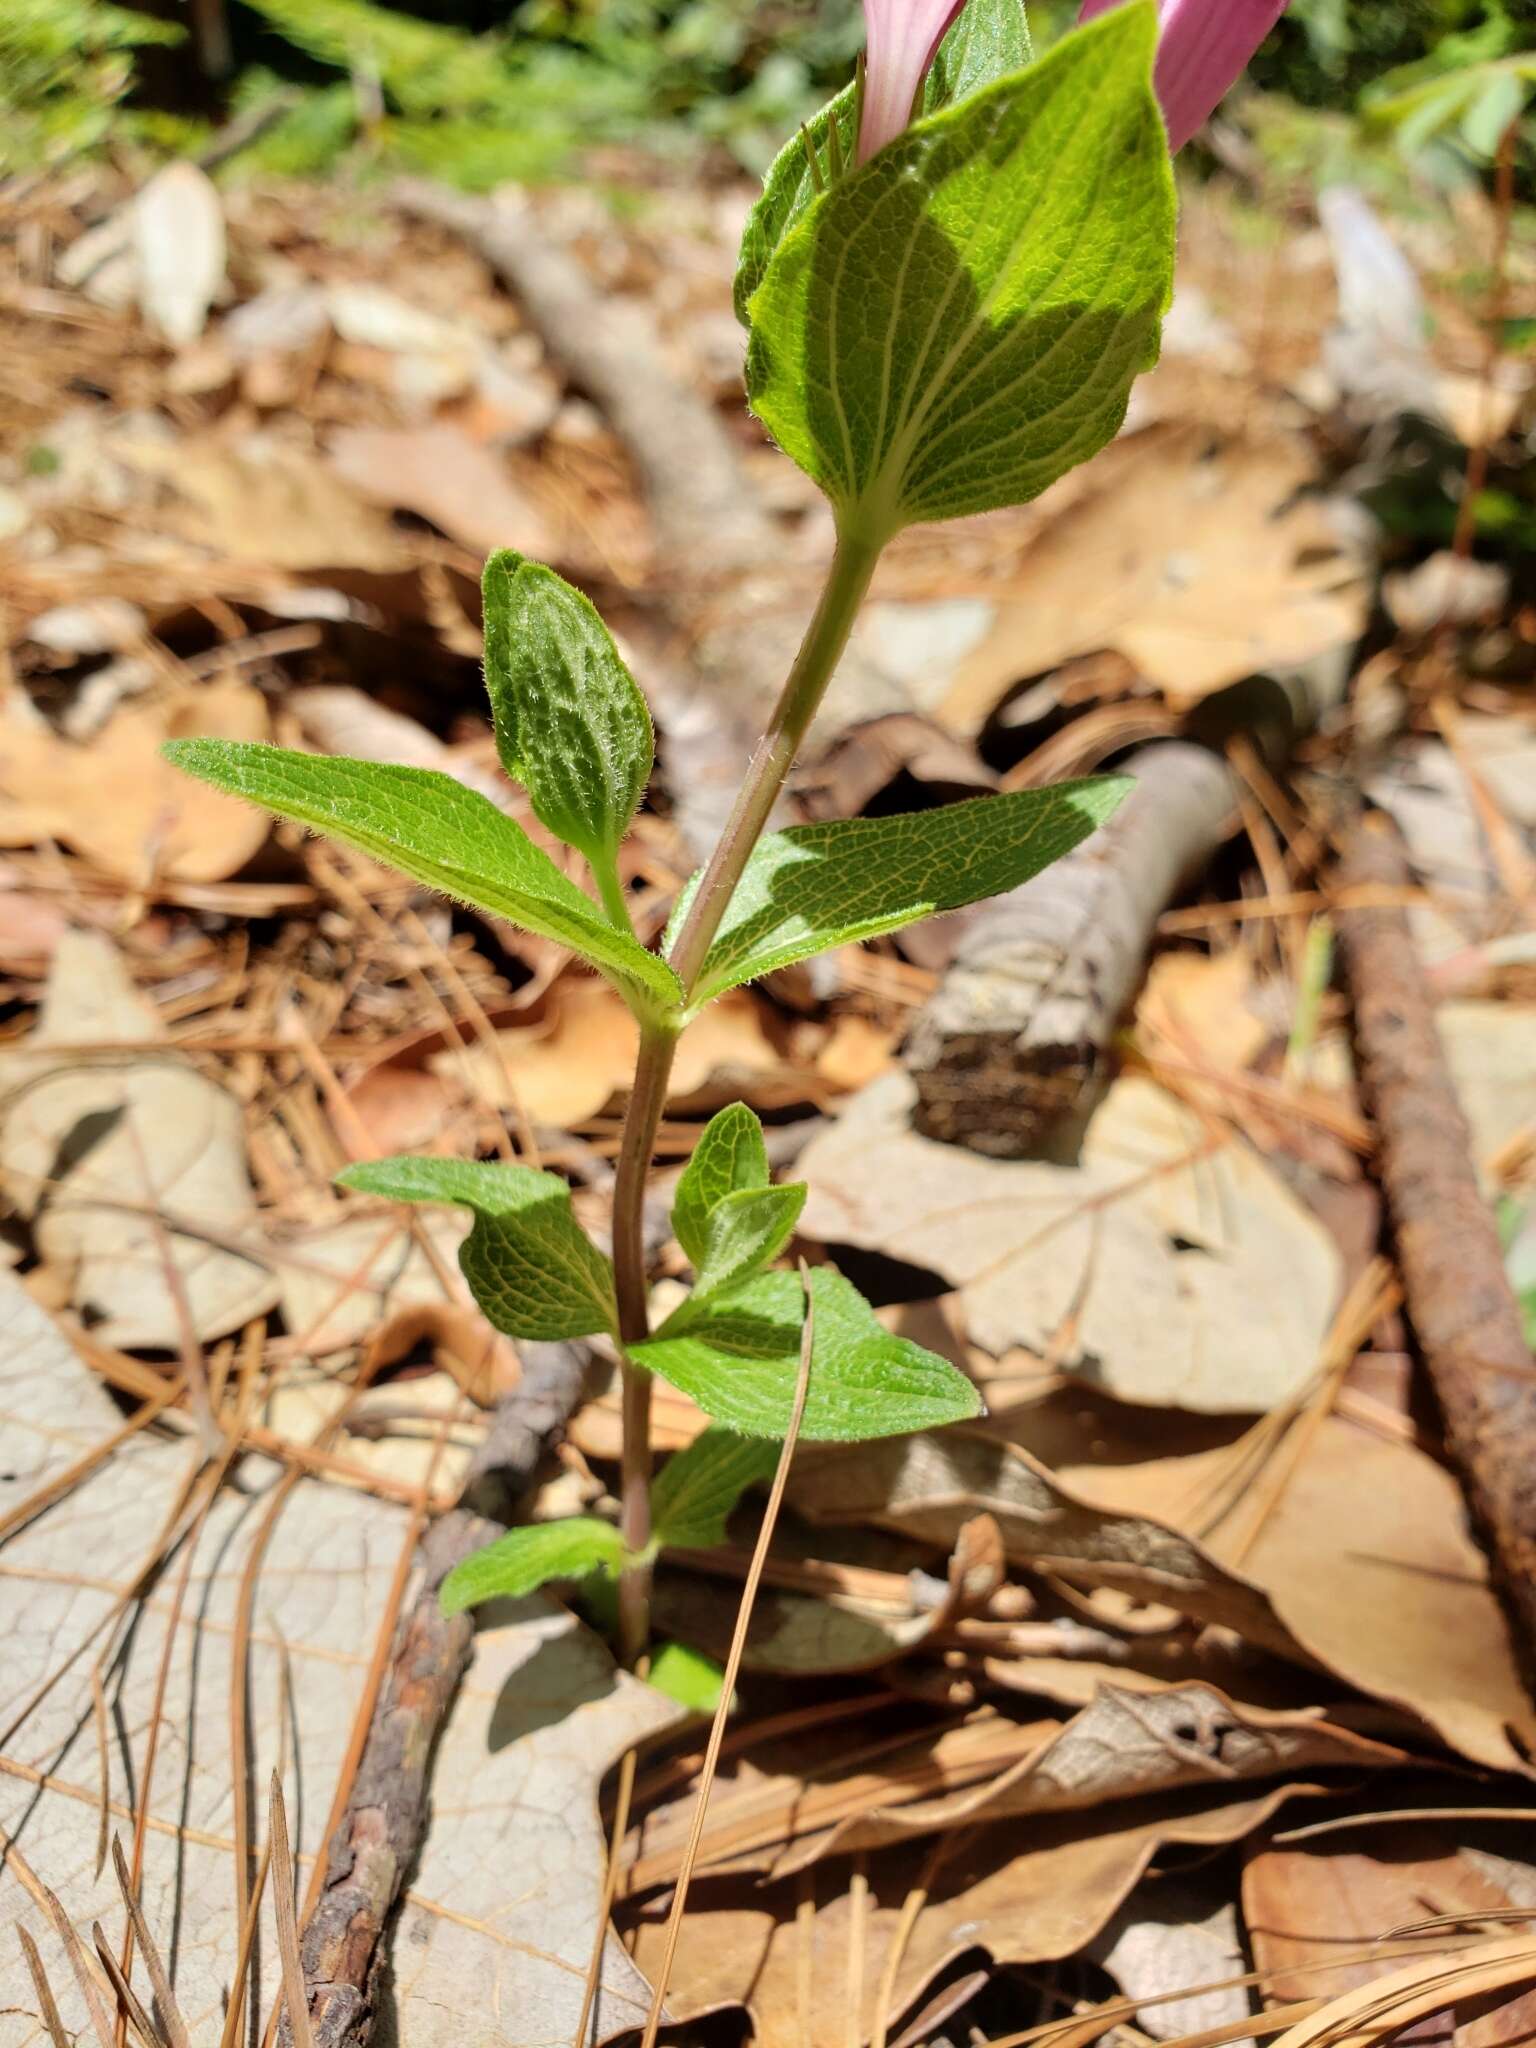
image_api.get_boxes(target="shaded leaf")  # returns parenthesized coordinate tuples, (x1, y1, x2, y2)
(924, 0, 1034, 110)
(338, 1155, 618, 1342)
(164, 740, 682, 1018)
(633, 1266, 981, 1442)
(482, 549, 653, 875)
(651, 1428, 780, 1551)
(439, 1518, 622, 1617)
(670, 778, 1128, 1007)
(745, 5, 1174, 530)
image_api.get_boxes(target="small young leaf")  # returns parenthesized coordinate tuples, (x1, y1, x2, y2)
(647, 1641, 730, 1715)
(734, 80, 857, 323)
(745, 3, 1174, 533)
(669, 777, 1128, 1007)
(440, 1517, 623, 1617)
(632, 1266, 981, 1442)
(681, 1183, 807, 1308)
(651, 1427, 780, 1550)
(482, 550, 654, 876)
(164, 741, 683, 1020)
(923, 0, 1035, 112)
(672, 1103, 772, 1266)
(339, 1155, 618, 1341)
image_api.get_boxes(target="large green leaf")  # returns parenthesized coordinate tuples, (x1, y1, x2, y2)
(745, 2, 1174, 533)
(651, 1426, 779, 1550)
(669, 777, 1128, 1007)
(338, 1155, 618, 1341)
(672, 1103, 772, 1267)
(632, 1266, 981, 1442)
(482, 550, 653, 879)
(439, 1517, 622, 1617)
(164, 740, 682, 1019)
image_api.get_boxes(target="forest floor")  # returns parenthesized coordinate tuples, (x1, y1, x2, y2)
(3, 148, 1536, 2048)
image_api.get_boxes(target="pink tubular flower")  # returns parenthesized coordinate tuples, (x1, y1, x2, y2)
(1078, 0, 1288, 153)
(857, 0, 971, 163)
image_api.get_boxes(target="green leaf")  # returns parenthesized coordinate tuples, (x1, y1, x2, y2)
(924, 0, 1034, 112)
(651, 1426, 779, 1550)
(632, 1266, 981, 1442)
(482, 550, 653, 877)
(669, 777, 1128, 1007)
(338, 1155, 618, 1341)
(163, 740, 682, 1020)
(647, 1640, 730, 1715)
(439, 1517, 622, 1617)
(672, 1103, 772, 1266)
(681, 1183, 807, 1308)
(745, 3, 1174, 533)
(733, 81, 856, 324)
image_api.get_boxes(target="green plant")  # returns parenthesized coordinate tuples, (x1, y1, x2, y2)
(0, 0, 182, 171)
(168, 0, 1277, 1692)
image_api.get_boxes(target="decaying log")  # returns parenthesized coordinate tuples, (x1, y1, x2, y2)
(1337, 815, 1536, 1683)
(296, 1340, 591, 2048)
(905, 741, 1237, 1154)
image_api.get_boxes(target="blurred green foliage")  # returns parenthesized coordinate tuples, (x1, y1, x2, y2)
(0, 0, 1531, 185)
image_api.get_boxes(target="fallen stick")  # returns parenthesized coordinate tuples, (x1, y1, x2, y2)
(905, 740, 1238, 1154)
(295, 1340, 591, 2048)
(392, 180, 772, 576)
(1336, 814, 1536, 1682)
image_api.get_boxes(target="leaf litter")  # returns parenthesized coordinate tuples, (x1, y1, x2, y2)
(2, 133, 1535, 2048)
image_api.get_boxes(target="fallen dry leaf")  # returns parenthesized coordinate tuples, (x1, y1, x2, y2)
(790, 1427, 1302, 1657)
(1053, 1411, 1536, 1776)
(0, 930, 277, 1346)
(940, 428, 1367, 730)
(329, 421, 553, 558)
(117, 434, 409, 572)
(1, 1270, 678, 2046)
(1246, 1820, 1536, 2048)
(799, 1072, 1342, 1414)
(441, 980, 795, 1126)
(0, 679, 271, 885)
(627, 1782, 1339, 2048)
(1090, 1877, 1253, 2044)
(133, 163, 225, 346)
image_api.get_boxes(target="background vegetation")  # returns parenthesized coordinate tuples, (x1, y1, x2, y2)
(3, 0, 1533, 188)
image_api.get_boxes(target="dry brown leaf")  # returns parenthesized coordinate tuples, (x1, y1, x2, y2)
(0, 680, 270, 884)
(790, 1428, 1302, 1656)
(1137, 951, 1272, 1076)
(653, 1515, 1004, 1678)
(1246, 1822, 1536, 2048)
(627, 1782, 1338, 2048)
(1090, 1878, 1253, 2044)
(1047, 1410, 1536, 1776)
(1268, 1934, 1536, 2048)
(2, 1269, 682, 2048)
(440, 980, 794, 1126)
(117, 435, 409, 571)
(940, 428, 1366, 730)
(0, 930, 277, 1346)
(629, 1680, 1391, 1893)
(799, 1072, 1342, 1413)
(328, 421, 553, 558)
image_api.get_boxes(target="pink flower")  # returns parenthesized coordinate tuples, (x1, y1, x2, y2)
(1078, 0, 1288, 153)
(857, 0, 972, 163)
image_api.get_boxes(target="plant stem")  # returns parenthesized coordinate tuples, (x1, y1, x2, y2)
(607, 521, 885, 1668)
(666, 524, 885, 994)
